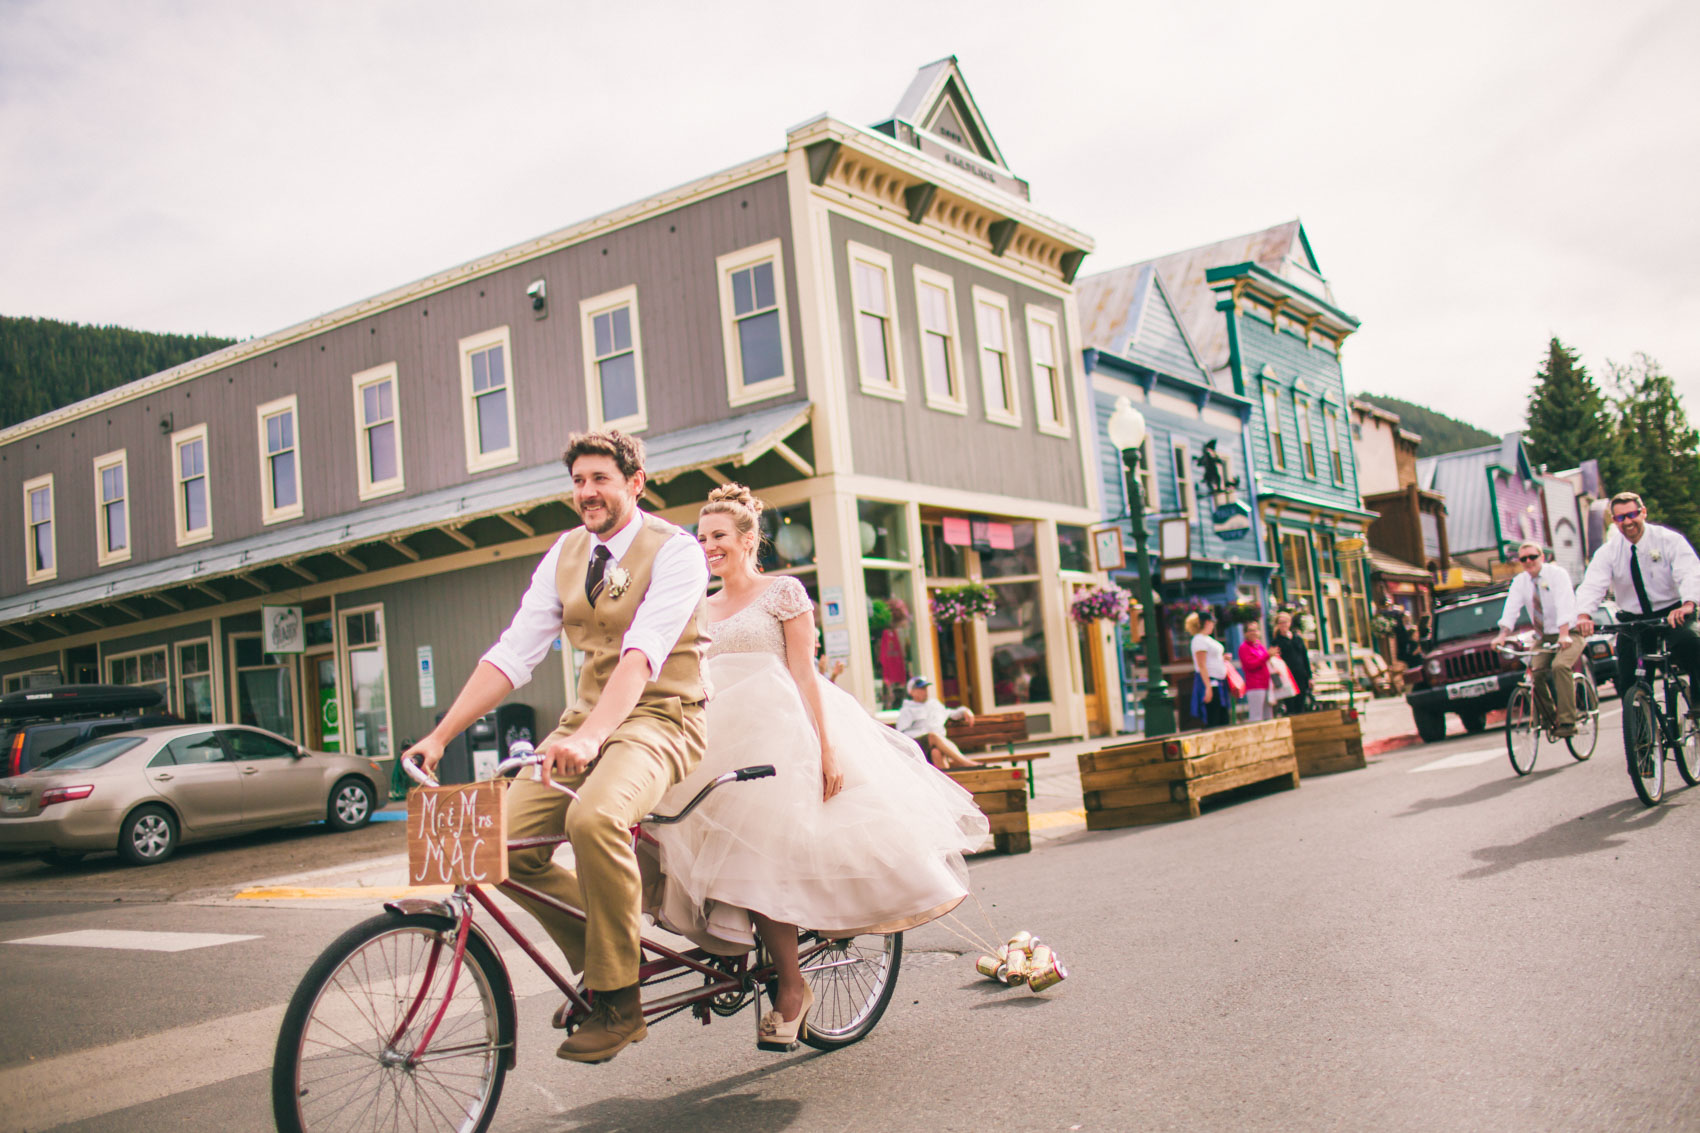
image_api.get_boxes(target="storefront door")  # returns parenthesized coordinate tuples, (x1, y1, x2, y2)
(303, 652, 340, 752)
(1073, 587, 1111, 737)
(929, 601, 979, 711)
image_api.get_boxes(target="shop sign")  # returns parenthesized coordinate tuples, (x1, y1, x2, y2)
(1211, 500, 1252, 540)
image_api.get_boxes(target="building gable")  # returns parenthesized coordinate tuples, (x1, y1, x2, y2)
(872, 56, 1028, 200)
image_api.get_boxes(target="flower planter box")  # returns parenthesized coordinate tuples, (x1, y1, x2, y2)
(1287, 707, 1366, 777)
(945, 766, 1031, 854)
(1076, 718, 1299, 830)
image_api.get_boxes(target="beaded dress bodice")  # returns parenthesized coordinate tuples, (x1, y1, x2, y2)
(705, 576, 812, 660)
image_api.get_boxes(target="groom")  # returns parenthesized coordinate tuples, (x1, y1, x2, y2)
(405, 429, 709, 1063)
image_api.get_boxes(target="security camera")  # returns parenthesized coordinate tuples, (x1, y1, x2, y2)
(526, 279, 546, 309)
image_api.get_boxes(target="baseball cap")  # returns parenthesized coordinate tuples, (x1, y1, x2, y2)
(907, 677, 931, 691)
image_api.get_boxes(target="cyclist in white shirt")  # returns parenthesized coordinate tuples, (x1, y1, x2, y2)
(1492, 542, 1580, 736)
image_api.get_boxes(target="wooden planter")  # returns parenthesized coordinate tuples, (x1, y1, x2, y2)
(946, 766, 1031, 854)
(1287, 707, 1367, 776)
(1077, 718, 1299, 831)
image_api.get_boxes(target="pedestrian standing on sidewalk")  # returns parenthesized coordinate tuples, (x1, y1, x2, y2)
(1239, 620, 1274, 721)
(1187, 611, 1232, 728)
(1271, 610, 1314, 714)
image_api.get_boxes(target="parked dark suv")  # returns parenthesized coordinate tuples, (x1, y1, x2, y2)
(0, 685, 179, 777)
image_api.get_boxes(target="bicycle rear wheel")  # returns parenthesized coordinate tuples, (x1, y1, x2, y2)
(1505, 686, 1539, 776)
(273, 911, 513, 1133)
(1674, 681, 1700, 786)
(1623, 684, 1664, 806)
(798, 931, 902, 1051)
(1566, 672, 1599, 761)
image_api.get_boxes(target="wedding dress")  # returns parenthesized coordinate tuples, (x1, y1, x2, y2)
(646, 576, 989, 954)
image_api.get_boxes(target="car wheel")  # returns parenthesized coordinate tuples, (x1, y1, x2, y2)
(326, 777, 375, 833)
(118, 804, 178, 866)
(1459, 710, 1488, 734)
(39, 849, 85, 867)
(1413, 706, 1448, 743)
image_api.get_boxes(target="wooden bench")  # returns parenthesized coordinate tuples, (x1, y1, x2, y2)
(1307, 656, 1355, 710)
(1287, 707, 1367, 777)
(945, 766, 1031, 854)
(945, 711, 1048, 798)
(1077, 718, 1300, 830)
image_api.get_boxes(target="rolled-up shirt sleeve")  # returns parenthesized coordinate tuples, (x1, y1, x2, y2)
(1497, 575, 1530, 631)
(479, 536, 569, 690)
(620, 531, 709, 681)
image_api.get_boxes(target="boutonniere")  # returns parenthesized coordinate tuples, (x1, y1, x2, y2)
(1651, 550, 1663, 564)
(606, 565, 632, 598)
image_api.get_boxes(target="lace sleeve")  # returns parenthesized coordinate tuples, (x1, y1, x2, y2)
(765, 576, 814, 622)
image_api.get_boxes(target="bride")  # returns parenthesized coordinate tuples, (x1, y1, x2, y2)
(647, 484, 989, 1050)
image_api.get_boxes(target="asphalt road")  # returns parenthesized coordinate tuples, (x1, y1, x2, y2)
(2, 706, 1696, 1133)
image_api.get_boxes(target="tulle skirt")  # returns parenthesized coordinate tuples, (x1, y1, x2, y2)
(645, 652, 989, 954)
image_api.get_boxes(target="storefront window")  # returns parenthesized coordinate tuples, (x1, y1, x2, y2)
(233, 635, 295, 739)
(343, 609, 391, 760)
(759, 503, 816, 572)
(1058, 525, 1090, 573)
(987, 580, 1049, 705)
(177, 640, 213, 724)
(980, 521, 1038, 579)
(865, 568, 916, 710)
(857, 499, 908, 563)
(922, 523, 967, 578)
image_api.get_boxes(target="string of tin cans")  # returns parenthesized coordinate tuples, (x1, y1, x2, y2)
(975, 930, 1067, 993)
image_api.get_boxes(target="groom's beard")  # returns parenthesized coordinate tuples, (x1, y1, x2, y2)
(579, 494, 632, 537)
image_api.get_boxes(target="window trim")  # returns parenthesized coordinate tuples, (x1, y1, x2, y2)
(846, 241, 905, 400)
(175, 636, 217, 724)
(971, 286, 1020, 426)
(338, 603, 396, 763)
(912, 265, 966, 414)
(717, 240, 796, 407)
(1171, 438, 1196, 521)
(256, 394, 304, 525)
(1024, 304, 1070, 437)
(579, 285, 649, 433)
(1260, 381, 1287, 471)
(92, 449, 131, 567)
(22, 472, 56, 585)
(1295, 392, 1318, 479)
(1324, 406, 1345, 485)
(106, 645, 171, 712)
(352, 362, 405, 501)
(458, 326, 520, 473)
(171, 422, 213, 546)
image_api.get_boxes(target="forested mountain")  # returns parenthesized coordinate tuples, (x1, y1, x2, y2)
(1353, 393, 1498, 456)
(0, 315, 235, 430)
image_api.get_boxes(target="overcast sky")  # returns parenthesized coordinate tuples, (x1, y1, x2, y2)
(2, 0, 1695, 436)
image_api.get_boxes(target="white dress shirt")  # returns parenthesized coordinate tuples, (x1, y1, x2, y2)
(1573, 524, 1700, 616)
(895, 697, 969, 739)
(1498, 563, 1577, 633)
(481, 511, 709, 689)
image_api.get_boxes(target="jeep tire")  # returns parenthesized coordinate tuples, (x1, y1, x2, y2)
(1413, 706, 1448, 743)
(1459, 709, 1489, 734)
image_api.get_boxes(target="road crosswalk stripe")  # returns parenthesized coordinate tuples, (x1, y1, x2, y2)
(1409, 747, 1509, 772)
(5, 929, 260, 952)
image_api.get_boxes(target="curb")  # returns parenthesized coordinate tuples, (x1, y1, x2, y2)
(1364, 734, 1421, 756)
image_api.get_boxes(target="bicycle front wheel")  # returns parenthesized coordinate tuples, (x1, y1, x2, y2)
(799, 931, 902, 1051)
(1567, 672, 1599, 761)
(1674, 680, 1700, 786)
(1505, 686, 1539, 776)
(1623, 684, 1664, 807)
(273, 911, 513, 1133)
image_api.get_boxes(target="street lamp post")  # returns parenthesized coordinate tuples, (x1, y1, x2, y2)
(1107, 397, 1177, 737)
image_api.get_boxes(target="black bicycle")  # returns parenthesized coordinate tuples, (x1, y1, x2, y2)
(1605, 620, 1700, 805)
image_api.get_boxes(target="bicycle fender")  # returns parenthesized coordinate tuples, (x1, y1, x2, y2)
(380, 899, 521, 1071)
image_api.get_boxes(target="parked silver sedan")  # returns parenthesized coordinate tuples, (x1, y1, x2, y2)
(0, 724, 388, 865)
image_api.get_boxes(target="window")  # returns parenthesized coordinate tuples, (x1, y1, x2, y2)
(580, 286, 647, 432)
(233, 634, 295, 740)
(1261, 384, 1286, 470)
(257, 395, 303, 524)
(177, 639, 214, 724)
(91, 450, 130, 566)
(172, 423, 212, 545)
(23, 473, 55, 584)
(1172, 439, 1196, 520)
(342, 607, 393, 761)
(1026, 306, 1069, 435)
(1296, 395, 1318, 478)
(848, 242, 903, 397)
(718, 240, 794, 405)
(972, 287, 1018, 424)
(458, 327, 519, 472)
(108, 647, 169, 708)
(156, 732, 226, 767)
(223, 729, 298, 759)
(913, 266, 964, 411)
(352, 363, 404, 499)
(1324, 407, 1345, 483)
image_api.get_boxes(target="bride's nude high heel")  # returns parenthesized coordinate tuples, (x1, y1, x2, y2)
(756, 984, 814, 1051)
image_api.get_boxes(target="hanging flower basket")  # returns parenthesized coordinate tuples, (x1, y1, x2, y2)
(1223, 599, 1264, 626)
(1070, 586, 1134, 626)
(930, 583, 997, 625)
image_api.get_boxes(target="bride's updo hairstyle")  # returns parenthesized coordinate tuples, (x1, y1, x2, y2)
(700, 483, 765, 552)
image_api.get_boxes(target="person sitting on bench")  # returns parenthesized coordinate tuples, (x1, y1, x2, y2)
(895, 677, 976, 770)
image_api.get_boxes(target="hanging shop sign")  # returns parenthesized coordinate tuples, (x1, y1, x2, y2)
(1211, 499, 1252, 540)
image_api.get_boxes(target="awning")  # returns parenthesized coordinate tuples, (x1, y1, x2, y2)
(1366, 548, 1433, 583)
(0, 401, 813, 642)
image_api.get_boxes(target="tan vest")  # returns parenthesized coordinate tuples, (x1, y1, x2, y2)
(554, 513, 708, 716)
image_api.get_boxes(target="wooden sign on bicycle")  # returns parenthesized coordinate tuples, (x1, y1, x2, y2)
(406, 779, 510, 886)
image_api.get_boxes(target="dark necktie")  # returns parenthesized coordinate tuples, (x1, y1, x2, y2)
(1630, 543, 1655, 615)
(585, 545, 612, 605)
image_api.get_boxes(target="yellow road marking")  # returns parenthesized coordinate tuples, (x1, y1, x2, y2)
(234, 885, 453, 900)
(1028, 807, 1086, 831)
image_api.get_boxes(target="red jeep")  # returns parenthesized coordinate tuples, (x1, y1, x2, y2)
(1403, 583, 1528, 743)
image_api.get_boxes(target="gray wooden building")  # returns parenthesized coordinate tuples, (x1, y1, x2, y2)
(1, 57, 1105, 756)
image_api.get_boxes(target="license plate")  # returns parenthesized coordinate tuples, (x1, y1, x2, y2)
(1447, 676, 1499, 700)
(1, 795, 26, 814)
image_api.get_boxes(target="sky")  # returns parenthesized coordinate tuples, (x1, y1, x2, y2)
(2, 0, 1696, 436)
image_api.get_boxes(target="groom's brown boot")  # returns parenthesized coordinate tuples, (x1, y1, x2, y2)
(557, 984, 646, 1063)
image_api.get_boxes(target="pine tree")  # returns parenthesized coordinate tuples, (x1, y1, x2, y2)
(1523, 337, 1625, 485)
(1610, 353, 1700, 543)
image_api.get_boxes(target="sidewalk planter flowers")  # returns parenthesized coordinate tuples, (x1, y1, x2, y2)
(1070, 586, 1133, 625)
(930, 583, 997, 625)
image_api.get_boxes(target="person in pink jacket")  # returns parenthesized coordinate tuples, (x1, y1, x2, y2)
(1238, 620, 1274, 721)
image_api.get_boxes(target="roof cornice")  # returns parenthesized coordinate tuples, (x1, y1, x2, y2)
(1206, 261, 1360, 336)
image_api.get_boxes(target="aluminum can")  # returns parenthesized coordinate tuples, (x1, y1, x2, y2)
(975, 954, 1004, 980)
(1028, 950, 1068, 993)
(1007, 930, 1034, 956)
(1003, 947, 1029, 984)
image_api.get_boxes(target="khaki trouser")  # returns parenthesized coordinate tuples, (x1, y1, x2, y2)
(1529, 635, 1588, 730)
(504, 697, 704, 990)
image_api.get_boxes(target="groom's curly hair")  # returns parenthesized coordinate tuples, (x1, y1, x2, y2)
(562, 430, 645, 478)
